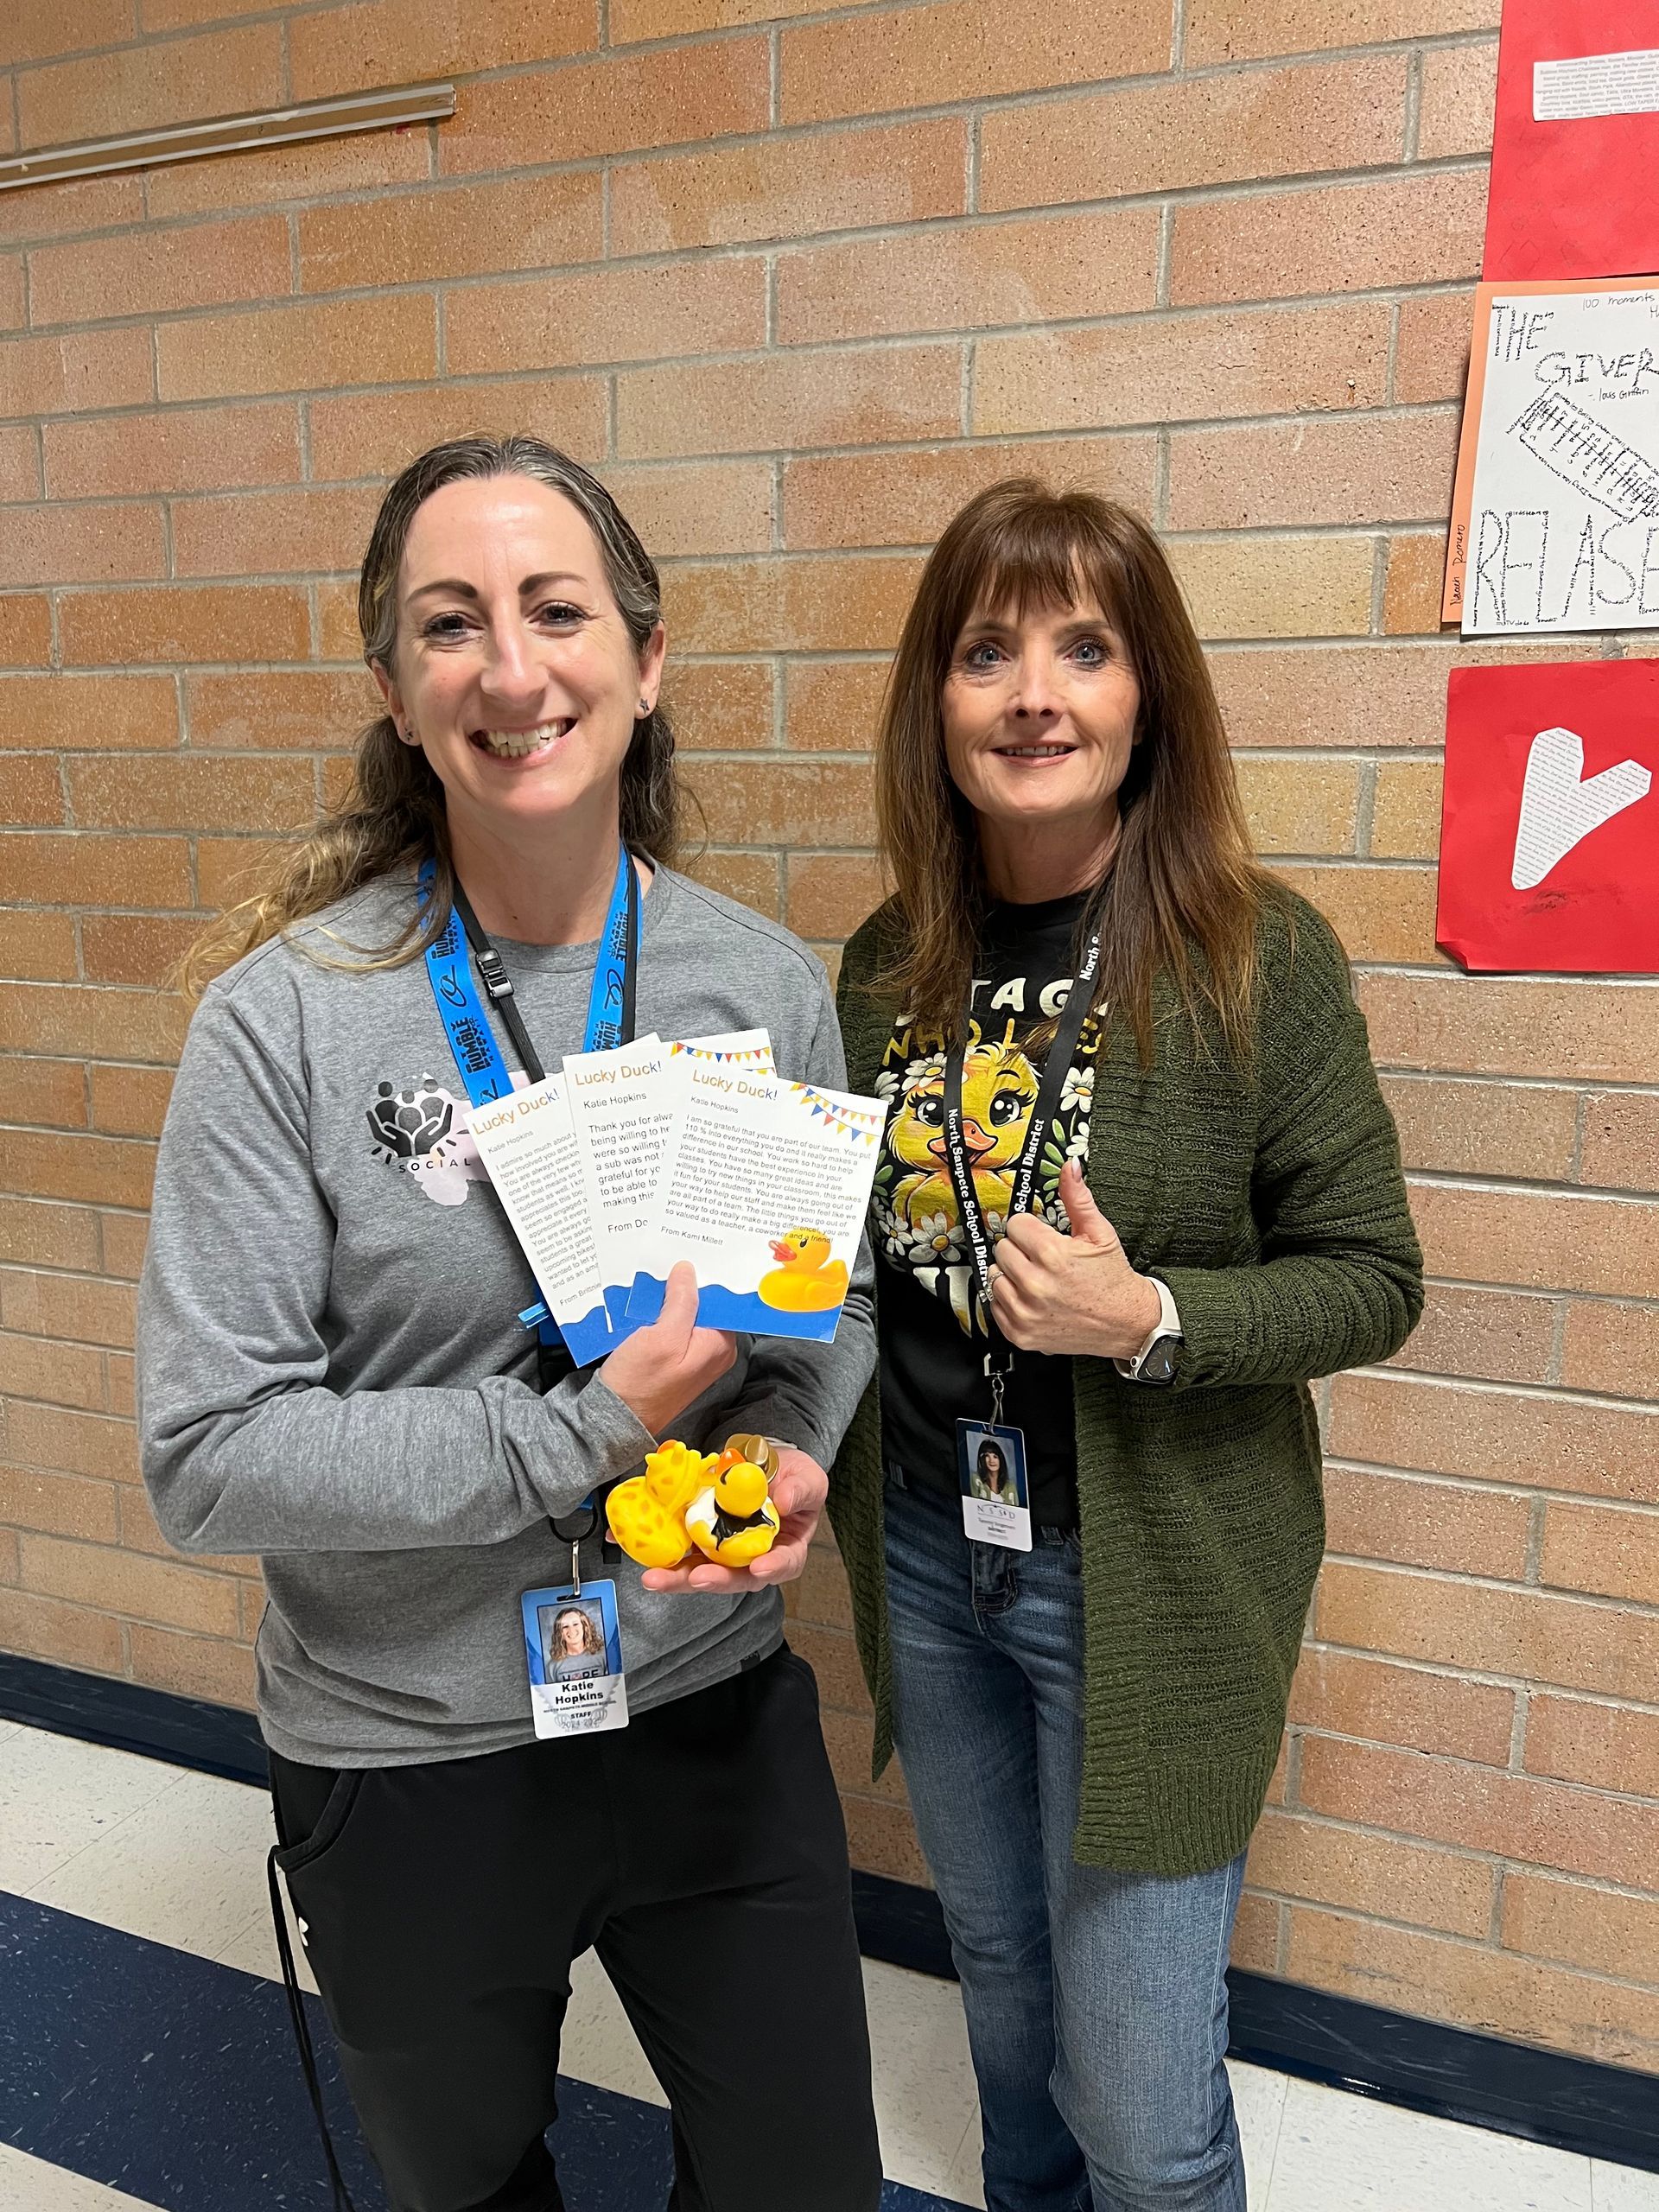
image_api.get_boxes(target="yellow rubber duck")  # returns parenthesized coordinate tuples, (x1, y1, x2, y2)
(605, 1440, 717, 1569)
(684, 1447, 782, 1567)
(759, 1227, 849, 1313)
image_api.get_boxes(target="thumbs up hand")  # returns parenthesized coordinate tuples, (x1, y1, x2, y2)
(987, 1160, 1163, 1360)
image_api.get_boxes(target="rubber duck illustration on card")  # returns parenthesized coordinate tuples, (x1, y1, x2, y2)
(758, 1227, 849, 1313)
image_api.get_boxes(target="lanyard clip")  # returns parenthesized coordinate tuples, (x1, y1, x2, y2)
(474, 945, 515, 1001)
(983, 1347, 1013, 1430)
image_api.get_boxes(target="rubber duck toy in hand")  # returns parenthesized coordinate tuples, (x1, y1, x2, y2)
(605, 1433, 781, 1572)
(604, 1438, 716, 1569)
(758, 1227, 849, 1313)
(684, 1435, 783, 1567)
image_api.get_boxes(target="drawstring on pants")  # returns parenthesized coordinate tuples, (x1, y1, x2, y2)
(267, 1846, 359, 2212)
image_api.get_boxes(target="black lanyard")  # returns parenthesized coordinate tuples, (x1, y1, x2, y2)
(941, 923, 1103, 1412)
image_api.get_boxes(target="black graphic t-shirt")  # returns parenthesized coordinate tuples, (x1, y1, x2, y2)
(874, 890, 1101, 1529)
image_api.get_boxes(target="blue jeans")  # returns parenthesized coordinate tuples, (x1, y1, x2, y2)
(883, 1472, 1247, 2212)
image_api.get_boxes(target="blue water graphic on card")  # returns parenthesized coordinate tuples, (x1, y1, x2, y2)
(625, 1272, 842, 1342)
(559, 1301, 616, 1367)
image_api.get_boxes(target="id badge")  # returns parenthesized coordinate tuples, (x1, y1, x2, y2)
(521, 1579, 630, 1738)
(956, 1418, 1033, 1552)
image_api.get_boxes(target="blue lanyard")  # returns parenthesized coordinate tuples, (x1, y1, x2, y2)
(418, 845, 638, 1333)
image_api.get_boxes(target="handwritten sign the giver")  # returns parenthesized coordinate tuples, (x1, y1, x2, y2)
(1444, 279, 1659, 635)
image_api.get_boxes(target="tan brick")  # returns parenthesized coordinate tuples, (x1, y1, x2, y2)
(0, 982, 185, 1065)
(4, 1400, 138, 1482)
(681, 849, 780, 918)
(975, 302, 1391, 437)
(780, 0, 1169, 124)
(299, 172, 602, 294)
(1368, 758, 1441, 859)
(1246, 1808, 1493, 1937)
(0, 0, 131, 65)
(1382, 531, 1450, 635)
(127, 1621, 257, 1710)
(0, 328, 153, 422)
(442, 40, 770, 175)
(0, 594, 54, 665)
(1187, 0, 1500, 67)
(0, 674, 177, 753)
(1418, 39, 1500, 162)
(1580, 1094, 1659, 1194)
(594, 462, 772, 563)
(0, 1060, 86, 1130)
(1331, 1370, 1659, 1507)
(0, 911, 77, 982)
(185, 671, 380, 753)
(685, 760, 876, 848)
(0, 1463, 118, 1541)
(0, 504, 168, 588)
(99, 1212, 152, 1281)
(308, 377, 609, 485)
(661, 661, 773, 751)
(1359, 973, 1659, 1084)
(1380, 1073, 1575, 1179)
(1271, 862, 1441, 964)
(60, 584, 311, 668)
(195, 835, 293, 913)
(0, 175, 145, 244)
(80, 917, 200, 990)
(784, 1546, 855, 1634)
(786, 854, 885, 941)
(1410, 1181, 1659, 1300)
(157, 294, 436, 404)
(145, 0, 315, 23)
(28, 215, 291, 327)
(982, 53, 1407, 213)
(1317, 1557, 1659, 1704)
(44, 404, 302, 503)
(822, 1706, 907, 1808)
(1231, 1891, 1281, 1971)
(785, 437, 1153, 555)
(0, 255, 21, 333)
(172, 485, 382, 580)
(779, 207, 1160, 346)
(0, 835, 192, 911)
(20, 25, 284, 149)
(785, 661, 890, 753)
(447, 257, 766, 377)
(1396, 289, 1478, 405)
(844, 1792, 930, 1883)
(789, 1618, 872, 1713)
(145, 124, 432, 221)
(1212, 639, 1597, 752)
(1324, 1465, 1531, 1580)
(1526, 1695, 1659, 1800)
(0, 1268, 135, 1348)
(1168, 412, 1459, 533)
(1560, 1301, 1659, 1403)
(90, 1065, 177, 1142)
(315, 582, 362, 662)
(20, 1530, 241, 1634)
(0, 1331, 105, 1411)
(0, 424, 41, 502)
(1234, 756, 1361, 854)
(620, 345, 960, 461)
(1504, 1874, 1659, 1989)
(0, 1584, 123, 1672)
(1290, 1646, 1514, 1764)
(107, 1353, 134, 1421)
(1, 1128, 154, 1210)
(292, 0, 597, 100)
(612, 117, 965, 256)
(1182, 538, 1376, 641)
(1539, 1501, 1659, 1609)
(614, 0, 881, 34)
(1173, 169, 1487, 309)
(1386, 1282, 1556, 1387)
(67, 757, 315, 836)
(1285, 1908, 1659, 2070)
(0, 1197, 100, 1272)
(664, 556, 922, 656)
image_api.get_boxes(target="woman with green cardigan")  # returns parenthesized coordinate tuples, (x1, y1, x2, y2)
(829, 480, 1422, 2212)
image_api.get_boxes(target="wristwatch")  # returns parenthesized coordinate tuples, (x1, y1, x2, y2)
(1115, 1277, 1183, 1386)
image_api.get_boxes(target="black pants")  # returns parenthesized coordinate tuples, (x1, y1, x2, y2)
(270, 1648, 882, 2212)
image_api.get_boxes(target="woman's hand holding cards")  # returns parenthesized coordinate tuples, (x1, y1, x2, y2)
(639, 1447, 828, 1595)
(600, 1261, 736, 1436)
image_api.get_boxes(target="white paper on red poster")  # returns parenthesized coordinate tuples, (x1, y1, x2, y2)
(1437, 660, 1659, 973)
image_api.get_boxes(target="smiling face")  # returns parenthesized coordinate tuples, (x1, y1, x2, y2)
(941, 586, 1141, 852)
(371, 474, 664, 849)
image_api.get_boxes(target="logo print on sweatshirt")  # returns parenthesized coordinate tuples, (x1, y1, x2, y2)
(366, 1077, 490, 1209)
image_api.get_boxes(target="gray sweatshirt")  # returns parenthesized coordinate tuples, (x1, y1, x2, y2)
(137, 867, 875, 1767)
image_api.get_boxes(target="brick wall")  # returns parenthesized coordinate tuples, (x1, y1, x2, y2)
(2, 0, 1656, 2072)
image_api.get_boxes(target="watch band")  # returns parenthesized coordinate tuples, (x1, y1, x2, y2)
(1117, 1276, 1182, 1382)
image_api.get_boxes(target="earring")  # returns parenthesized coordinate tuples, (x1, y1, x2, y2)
(638, 698, 650, 716)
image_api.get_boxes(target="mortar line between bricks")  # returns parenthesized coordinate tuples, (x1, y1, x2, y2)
(1339, 1361, 1659, 1413)
(1322, 1532, 1659, 1601)
(1302, 1634, 1659, 1728)
(1257, 1893, 1659, 1997)
(1403, 1164, 1659, 1203)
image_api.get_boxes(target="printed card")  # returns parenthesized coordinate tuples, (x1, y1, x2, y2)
(466, 1075, 613, 1366)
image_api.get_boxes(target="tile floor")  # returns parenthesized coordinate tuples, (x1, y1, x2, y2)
(1, 1719, 1656, 2212)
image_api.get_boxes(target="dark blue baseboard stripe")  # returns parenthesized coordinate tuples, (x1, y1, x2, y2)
(6, 1649, 1658, 2180)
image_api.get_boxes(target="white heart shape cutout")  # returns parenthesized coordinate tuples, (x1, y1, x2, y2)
(1510, 725, 1651, 891)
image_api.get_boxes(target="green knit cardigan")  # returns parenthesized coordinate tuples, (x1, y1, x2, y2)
(828, 887, 1424, 1878)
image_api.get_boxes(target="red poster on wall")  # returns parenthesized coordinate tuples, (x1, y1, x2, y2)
(1484, 0, 1659, 281)
(1438, 661, 1659, 972)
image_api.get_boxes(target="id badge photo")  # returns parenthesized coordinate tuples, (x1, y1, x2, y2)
(521, 1578, 629, 1738)
(957, 1418, 1033, 1552)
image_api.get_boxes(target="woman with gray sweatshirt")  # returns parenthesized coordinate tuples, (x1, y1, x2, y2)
(136, 435, 881, 2212)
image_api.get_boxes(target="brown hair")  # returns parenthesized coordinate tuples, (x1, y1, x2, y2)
(179, 435, 681, 999)
(874, 478, 1275, 1064)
